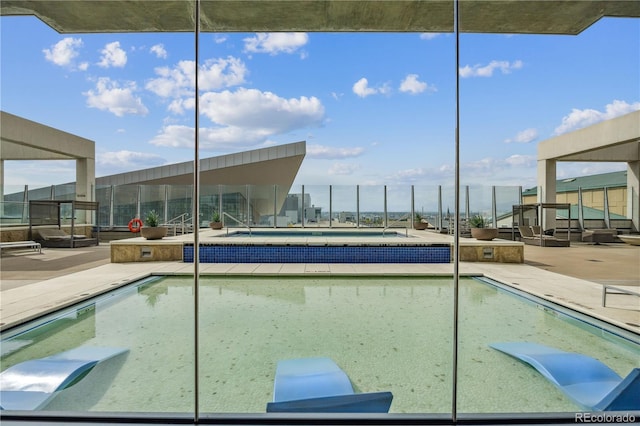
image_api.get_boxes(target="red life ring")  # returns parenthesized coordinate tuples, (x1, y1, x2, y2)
(128, 218, 143, 233)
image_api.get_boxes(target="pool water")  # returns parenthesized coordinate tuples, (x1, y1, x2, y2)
(222, 230, 410, 238)
(1, 276, 638, 414)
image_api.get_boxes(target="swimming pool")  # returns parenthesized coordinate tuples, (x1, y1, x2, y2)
(189, 229, 451, 263)
(222, 230, 410, 238)
(1, 275, 638, 415)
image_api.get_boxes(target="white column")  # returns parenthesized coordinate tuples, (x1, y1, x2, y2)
(537, 159, 557, 230)
(0, 159, 4, 217)
(75, 157, 96, 223)
(628, 161, 640, 232)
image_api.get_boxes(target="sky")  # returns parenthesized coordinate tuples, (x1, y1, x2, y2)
(1, 13, 639, 194)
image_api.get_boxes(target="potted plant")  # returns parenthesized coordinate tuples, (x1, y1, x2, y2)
(413, 213, 428, 230)
(210, 211, 222, 230)
(469, 214, 498, 240)
(140, 210, 168, 240)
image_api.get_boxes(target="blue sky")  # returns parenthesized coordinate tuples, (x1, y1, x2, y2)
(1, 15, 638, 193)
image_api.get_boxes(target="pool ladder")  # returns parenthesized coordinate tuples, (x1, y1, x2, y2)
(222, 212, 251, 237)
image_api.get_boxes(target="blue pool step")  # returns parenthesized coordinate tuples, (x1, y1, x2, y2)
(490, 342, 640, 411)
(0, 346, 129, 411)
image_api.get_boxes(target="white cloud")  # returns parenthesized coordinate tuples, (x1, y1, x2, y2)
(148, 124, 271, 151)
(43, 37, 83, 68)
(199, 57, 248, 90)
(146, 57, 247, 99)
(84, 77, 149, 117)
(353, 78, 376, 97)
(150, 44, 168, 59)
(504, 154, 536, 167)
(328, 163, 360, 176)
(352, 77, 390, 98)
(504, 128, 538, 144)
(554, 100, 640, 135)
(399, 74, 435, 95)
(307, 144, 365, 159)
(459, 60, 523, 78)
(97, 41, 127, 68)
(146, 61, 194, 98)
(244, 32, 309, 55)
(98, 150, 165, 169)
(387, 168, 428, 183)
(150, 89, 325, 150)
(214, 35, 227, 44)
(199, 88, 324, 133)
(148, 125, 195, 149)
(167, 97, 195, 115)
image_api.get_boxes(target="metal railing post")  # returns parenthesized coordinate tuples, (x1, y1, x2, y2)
(356, 185, 360, 228)
(329, 185, 333, 228)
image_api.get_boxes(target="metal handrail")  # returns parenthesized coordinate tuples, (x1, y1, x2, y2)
(162, 213, 191, 235)
(382, 213, 410, 237)
(222, 212, 251, 237)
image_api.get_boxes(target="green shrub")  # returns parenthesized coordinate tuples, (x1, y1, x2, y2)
(145, 210, 160, 227)
(469, 214, 486, 228)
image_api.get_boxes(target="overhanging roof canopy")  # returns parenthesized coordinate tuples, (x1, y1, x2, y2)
(2, 1, 639, 34)
(538, 111, 640, 163)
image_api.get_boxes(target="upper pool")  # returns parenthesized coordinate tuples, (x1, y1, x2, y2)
(1, 275, 638, 415)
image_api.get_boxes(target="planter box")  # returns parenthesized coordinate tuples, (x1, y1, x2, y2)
(141, 226, 168, 240)
(471, 228, 498, 241)
(210, 222, 223, 230)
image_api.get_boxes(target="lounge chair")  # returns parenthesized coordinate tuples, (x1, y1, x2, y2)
(0, 346, 128, 410)
(266, 357, 393, 413)
(490, 342, 640, 411)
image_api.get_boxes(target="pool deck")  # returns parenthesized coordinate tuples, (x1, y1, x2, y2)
(1, 229, 638, 335)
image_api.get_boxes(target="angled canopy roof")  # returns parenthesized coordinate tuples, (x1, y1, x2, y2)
(1, 1, 639, 34)
(97, 141, 306, 186)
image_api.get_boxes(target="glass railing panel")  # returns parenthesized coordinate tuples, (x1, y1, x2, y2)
(358, 185, 385, 228)
(278, 184, 303, 226)
(386, 185, 412, 228)
(53, 183, 77, 201)
(466, 184, 492, 224)
(200, 184, 220, 228)
(494, 186, 521, 228)
(139, 185, 166, 224)
(167, 185, 193, 227)
(95, 186, 111, 228)
(0, 201, 28, 226)
(246, 184, 279, 228)
(439, 185, 456, 233)
(331, 185, 358, 228)
(112, 185, 138, 227)
(218, 185, 248, 227)
(302, 185, 330, 227)
(413, 185, 441, 230)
